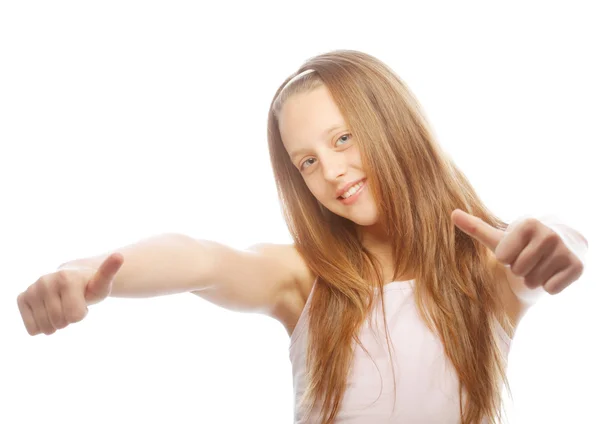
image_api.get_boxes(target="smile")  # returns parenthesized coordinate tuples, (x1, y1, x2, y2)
(338, 179, 367, 205)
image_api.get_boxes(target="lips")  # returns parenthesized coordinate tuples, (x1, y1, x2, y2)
(337, 179, 367, 205)
(336, 178, 367, 199)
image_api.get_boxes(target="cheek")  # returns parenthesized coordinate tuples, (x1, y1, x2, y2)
(352, 149, 363, 167)
(305, 180, 328, 203)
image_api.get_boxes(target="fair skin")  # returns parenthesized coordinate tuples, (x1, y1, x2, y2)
(279, 84, 403, 283)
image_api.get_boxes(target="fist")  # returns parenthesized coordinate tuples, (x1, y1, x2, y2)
(452, 209, 586, 296)
(17, 253, 124, 336)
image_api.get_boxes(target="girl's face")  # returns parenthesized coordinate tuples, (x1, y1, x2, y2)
(279, 85, 379, 227)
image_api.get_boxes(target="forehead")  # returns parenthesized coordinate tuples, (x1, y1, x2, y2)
(279, 85, 346, 154)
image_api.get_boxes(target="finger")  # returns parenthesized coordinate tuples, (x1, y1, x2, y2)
(28, 294, 55, 335)
(17, 294, 40, 336)
(544, 260, 584, 295)
(504, 232, 545, 275)
(44, 291, 68, 330)
(523, 249, 566, 289)
(86, 253, 124, 299)
(42, 306, 57, 335)
(451, 209, 504, 252)
(493, 220, 541, 267)
(524, 255, 565, 288)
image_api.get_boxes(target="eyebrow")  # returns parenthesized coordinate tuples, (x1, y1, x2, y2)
(289, 124, 345, 160)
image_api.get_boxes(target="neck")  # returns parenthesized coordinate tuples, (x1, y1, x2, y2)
(358, 221, 414, 283)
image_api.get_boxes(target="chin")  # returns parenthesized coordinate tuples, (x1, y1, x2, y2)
(332, 204, 380, 227)
(351, 214, 380, 227)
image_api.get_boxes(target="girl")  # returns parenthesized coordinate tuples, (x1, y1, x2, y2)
(18, 50, 588, 424)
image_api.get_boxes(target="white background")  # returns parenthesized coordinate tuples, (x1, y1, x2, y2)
(1, 1, 598, 423)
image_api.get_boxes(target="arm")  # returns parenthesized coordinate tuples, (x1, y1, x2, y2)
(58, 233, 216, 298)
(58, 233, 304, 315)
(452, 209, 588, 332)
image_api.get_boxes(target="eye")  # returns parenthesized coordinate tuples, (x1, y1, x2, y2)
(299, 133, 352, 171)
(334, 133, 352, 147)
(300, 157, 316, 170)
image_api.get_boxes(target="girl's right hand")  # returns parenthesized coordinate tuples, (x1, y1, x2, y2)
(17, 253, 124, 336)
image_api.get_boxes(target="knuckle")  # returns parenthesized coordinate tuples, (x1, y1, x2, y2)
(16, 293, 26, 307)
(544, 231, 561, 245)
(55, 271, 73, 290)
(523, 218, 539, 232)
(55, 269, 70, 280)
(36, 277, 55, 296)
(25, 283, 40, 298)
(56, 277, 72, 291)
(573, 260, 585, 277)
(558, 253, 572, 266)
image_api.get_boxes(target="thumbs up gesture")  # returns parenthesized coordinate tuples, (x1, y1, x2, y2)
(451, 209, 586, 297)
(17, 253, 124, 336)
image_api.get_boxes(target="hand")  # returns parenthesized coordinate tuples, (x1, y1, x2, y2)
(17, 253, 124, 336)
(451, 209, 585, 295)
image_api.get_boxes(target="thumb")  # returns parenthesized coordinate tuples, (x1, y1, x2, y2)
(85, 253, 124, 304)
(451, 208, 505, 253)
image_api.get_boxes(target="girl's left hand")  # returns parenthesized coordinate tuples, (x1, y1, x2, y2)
(451, 209, 586, 295)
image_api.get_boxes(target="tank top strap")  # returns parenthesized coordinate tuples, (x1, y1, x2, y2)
(289, 275, 318, 350)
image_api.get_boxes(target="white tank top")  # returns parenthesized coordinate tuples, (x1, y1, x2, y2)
(289, 279, 512, 423)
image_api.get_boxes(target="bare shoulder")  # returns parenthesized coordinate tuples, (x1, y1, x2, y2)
(190, 241, 316, 337)
(261, 243, 317, 337)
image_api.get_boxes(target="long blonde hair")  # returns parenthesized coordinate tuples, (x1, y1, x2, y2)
(267, 50, 514, 424)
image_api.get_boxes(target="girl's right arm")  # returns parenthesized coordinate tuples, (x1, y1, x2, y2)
(17, 233, 309, 336)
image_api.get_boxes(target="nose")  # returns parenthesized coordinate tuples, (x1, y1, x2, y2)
(320, 151, 347, 182)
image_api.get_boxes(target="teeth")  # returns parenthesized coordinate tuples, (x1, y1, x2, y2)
(341, 181, 364, 199)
